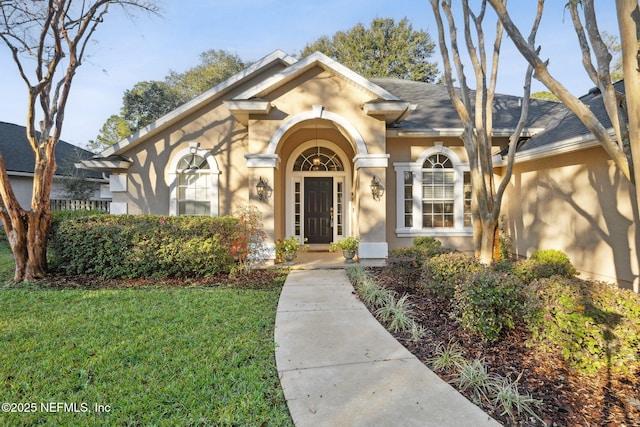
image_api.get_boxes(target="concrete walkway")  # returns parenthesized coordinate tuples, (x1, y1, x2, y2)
(275, 269, 501, 427)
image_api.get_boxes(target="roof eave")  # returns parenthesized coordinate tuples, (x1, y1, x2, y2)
(76, 159, 132, 171)
(224, 99, 273, 126)
(363, 101, 417, 124)
(494, 129, 615, 166)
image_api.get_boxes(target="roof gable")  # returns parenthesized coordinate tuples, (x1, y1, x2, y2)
(233, 51, 401, 102)
(102, 49, 297, 157)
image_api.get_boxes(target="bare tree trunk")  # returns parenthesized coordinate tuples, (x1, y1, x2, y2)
(479, 215, 498, 264)
(616, 0, 640, 290)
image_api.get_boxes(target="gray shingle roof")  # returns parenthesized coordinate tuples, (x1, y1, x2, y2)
(371, 77, 622, 158)
(0, 121, 103, 179)
(370, 77, 567, 131)
(517, 81, 624, 152)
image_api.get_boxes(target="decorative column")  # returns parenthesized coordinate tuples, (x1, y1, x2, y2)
(353, 154, 390, 259)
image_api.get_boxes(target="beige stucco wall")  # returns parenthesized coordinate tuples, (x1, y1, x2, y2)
(112, 63, 391, 254)
(503, 146, 639, 290)
(385, 136, 481, 252)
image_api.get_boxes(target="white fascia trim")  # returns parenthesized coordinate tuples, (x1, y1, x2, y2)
(245, 154, 280, 168)
(353, 154, 390, 169)
(102, 50, 297, 157)
(497, 130, 614, 166)
(6, 171, 35, 178)
(234, 51, 401, 101)
(7, 171, 103, 183)
(358, 242, 388, 259)
(386, 127, 545, 138)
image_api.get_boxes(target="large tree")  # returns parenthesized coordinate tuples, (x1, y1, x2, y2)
(166, 49, 246, 102)
(429, 0, 539, 264)
(301, 17, 439, 82)
(487, 0, 638, 188)
(0, 0, 158, 282)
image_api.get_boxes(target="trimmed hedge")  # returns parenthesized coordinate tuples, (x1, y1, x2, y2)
(50, 215, 246, 279)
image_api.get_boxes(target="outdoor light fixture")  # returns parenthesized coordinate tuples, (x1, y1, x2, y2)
(311, 121, 321, 171)
(370, 176, 383, 201)
(256, 176, 269, 201)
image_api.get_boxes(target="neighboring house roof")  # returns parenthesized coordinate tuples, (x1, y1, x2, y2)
(0, 121, 104, 180)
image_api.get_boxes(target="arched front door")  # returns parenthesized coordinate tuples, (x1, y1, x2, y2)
(286, 141, 351, 244)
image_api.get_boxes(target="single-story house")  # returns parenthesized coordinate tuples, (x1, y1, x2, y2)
(0, 121, 111, 210)
(79, 50, 638, 291)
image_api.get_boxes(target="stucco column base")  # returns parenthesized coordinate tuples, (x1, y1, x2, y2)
(358, 241, 388, 259)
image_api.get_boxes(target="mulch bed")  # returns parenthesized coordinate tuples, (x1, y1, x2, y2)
(368, 267, 640, 427)
(16, 269, 286, 291)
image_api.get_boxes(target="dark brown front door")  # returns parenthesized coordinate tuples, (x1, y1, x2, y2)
(304, 177, 333, 244)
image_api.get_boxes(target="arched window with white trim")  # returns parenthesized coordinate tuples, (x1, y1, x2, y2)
(177, 154, 210, 215)
(394, 146, 472, 236)
(168, 144, 219, 216)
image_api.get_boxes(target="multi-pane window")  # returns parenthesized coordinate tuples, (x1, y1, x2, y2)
(177, 154, 211, 216)
(464, 172, 472, 227)
(395, 149, 473, 234)
(403, 171, 414, 227)
(422, 154, 455, 228)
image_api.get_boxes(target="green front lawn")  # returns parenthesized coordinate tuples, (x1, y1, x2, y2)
(0, 244, 293, 426)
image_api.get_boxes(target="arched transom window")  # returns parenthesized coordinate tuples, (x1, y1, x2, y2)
(294, 147, 344, 172)
(177, 154, 211, 215)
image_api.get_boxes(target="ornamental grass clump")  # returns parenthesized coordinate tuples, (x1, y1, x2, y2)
(427, 340, 467, 371)
(375, 293, 416, 333)
(491, 373, 544, 425)
(452, 358, 494, 405)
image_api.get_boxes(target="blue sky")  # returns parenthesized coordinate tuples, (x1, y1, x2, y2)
(0, 0, 620, 148)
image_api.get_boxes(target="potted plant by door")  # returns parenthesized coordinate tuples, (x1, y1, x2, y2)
(275, 236, 308, 265)
(329, 236, 360, 263)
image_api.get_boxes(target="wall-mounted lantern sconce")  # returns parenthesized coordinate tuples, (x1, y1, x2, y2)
(256, 176, 271, 201)
(370, 176, 384, 201)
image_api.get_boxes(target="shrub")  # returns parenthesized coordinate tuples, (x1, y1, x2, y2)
(50, 215, 245, 279)
(515, 249, 578, 283)
(422, 252, 483, 302)
(453, 270, 532, 342)
(529, 276, 640, 374)
(412, 236, 450, 257)
(387, 247, 425, 288)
